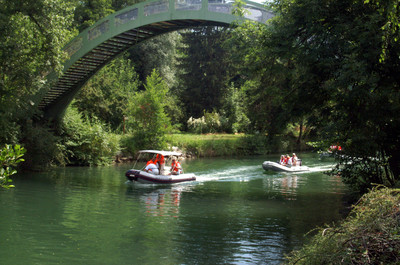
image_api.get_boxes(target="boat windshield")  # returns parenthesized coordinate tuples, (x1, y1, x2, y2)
(138, 150, 182, 157)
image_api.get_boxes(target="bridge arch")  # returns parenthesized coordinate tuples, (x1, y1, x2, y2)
(38, 0, 274, 119)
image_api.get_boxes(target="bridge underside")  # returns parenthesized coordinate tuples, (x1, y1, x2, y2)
(37, 0, 273, 120)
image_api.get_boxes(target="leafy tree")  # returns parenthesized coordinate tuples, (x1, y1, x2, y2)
(220, 84, 250, 133)
(235, 0, 400, 192)
(21, 121, 64, 170)
(0, 0, 75, 145)
(125, 69, 172, 150)
(0, 145, 26, 189)
(68, 0, 141, 32)
(127, 32, 181, 90)
(73, 57, 140, 131)
(227, 20, 293, 137)
(177, 26, 233, 120)
(69, 0, 114, 32)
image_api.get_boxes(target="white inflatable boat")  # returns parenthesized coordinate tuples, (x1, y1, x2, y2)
(125, 150, 196, 184)
(262, 161, 310, 173)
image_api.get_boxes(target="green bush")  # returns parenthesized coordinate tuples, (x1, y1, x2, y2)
(237, 134, 270, 155)
(187, 110, 222, 134)
(21, 121, 64, 170)
(285, 187, 400, 265)
(0, 144, 26, 188)
(165, 133, 238, 157)
(60, 106, 120, 166)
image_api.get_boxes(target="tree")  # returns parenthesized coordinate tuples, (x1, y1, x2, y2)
(68, 0, 141, 32)
(59, 106, 120, 166)
(126, 69, 172, 150)
(73, 56, 140, 131)
(177, 26, 233, 120)
(69, 0, 114, 32)
(220, 84, 250, 133)
(127, 32, 181, 90)
(246, 0, 400, 192)
(0, 0, 75, 145)
(228, 20, 296, 136)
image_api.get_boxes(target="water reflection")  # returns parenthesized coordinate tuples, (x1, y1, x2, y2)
(140, 187, 183, 217)
(280, 175, 298, 200)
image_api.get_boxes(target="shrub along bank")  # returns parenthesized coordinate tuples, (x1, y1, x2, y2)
(285, 187, 400, 265)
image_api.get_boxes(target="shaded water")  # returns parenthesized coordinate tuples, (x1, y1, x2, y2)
(0, 153, 349, 264)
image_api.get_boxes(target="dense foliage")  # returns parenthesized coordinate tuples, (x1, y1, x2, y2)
(127, 32, 181, 89)
(0, 145, 26, 188)
(68, 0, 141, 32)
(124, 69, 172, 152)
(178, 27, 233, 120)
(0, 0, 75, 144)
(230, 0, 400, 192)
(286, 187, 400, 264)
(59, 106, 120, 166)
(73, 57, 139, 131)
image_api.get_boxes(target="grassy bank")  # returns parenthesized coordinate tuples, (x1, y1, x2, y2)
(166, 133, 245, 157)
(167, 133, 310, 157)
(120, 132, 312, 159)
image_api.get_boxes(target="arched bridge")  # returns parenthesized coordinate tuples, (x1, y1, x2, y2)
(38, 0, 274, 120)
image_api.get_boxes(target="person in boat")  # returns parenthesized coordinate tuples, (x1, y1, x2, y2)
(281, 154, 291, 166)
(279, 155, 285, 165)
(291, 153, 298, 166)
(286, 154, 293, 166)
(144, 158, 159, 174)
(170, 156, 182, 175)
(155, 154, 165, 175)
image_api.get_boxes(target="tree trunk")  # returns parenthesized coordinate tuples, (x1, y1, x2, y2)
(297, 122, 303, 151)
(387, 151, 400, 186)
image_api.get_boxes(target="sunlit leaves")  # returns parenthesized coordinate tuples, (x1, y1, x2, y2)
(0, 0, 75, 144)
(0, 144, 26, 189)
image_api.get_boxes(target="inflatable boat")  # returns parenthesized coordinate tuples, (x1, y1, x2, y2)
(125, 150, 196, 184)
(125, 169, 196, 184)
(262, 161, 310, 173)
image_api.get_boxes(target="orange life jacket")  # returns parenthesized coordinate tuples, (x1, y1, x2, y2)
(146, 159, 156, 166)
(155, 154, 165, 165)
(171, 161, 181, 172)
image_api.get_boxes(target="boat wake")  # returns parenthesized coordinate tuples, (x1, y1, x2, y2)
(125, 162, 336, 188)
(307, 164, 335, 173)
(194, 165, 261, 183)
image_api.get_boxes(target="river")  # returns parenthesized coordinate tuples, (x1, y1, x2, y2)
(0, 153, 350, 264)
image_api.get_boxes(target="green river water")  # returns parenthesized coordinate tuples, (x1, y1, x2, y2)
(0, 153, 350, 264)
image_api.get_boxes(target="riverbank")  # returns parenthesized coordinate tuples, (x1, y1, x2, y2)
(118, 133, 313, 161)
(285, 187, 400, 264)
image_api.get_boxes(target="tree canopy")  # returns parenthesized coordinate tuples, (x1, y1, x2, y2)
(229, 0, 400, 191)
